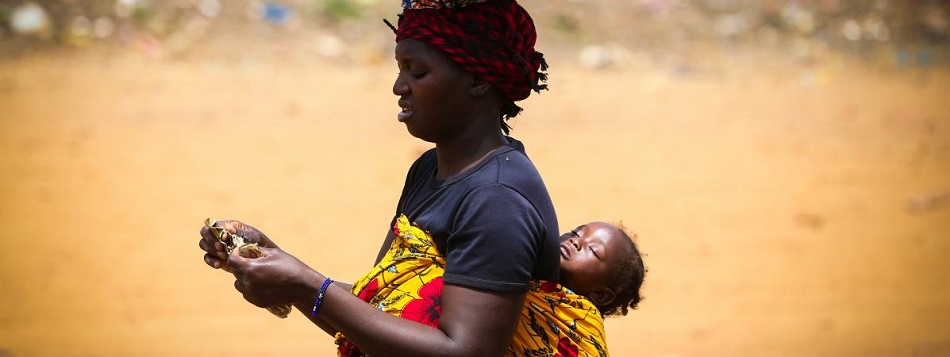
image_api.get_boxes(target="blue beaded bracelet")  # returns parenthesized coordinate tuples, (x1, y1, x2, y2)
(312, 278, 334, 317)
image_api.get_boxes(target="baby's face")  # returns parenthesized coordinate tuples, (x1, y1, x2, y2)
(558, 222, 630, 296)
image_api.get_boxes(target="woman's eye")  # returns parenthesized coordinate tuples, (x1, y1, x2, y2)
(411, 71, 427, 79)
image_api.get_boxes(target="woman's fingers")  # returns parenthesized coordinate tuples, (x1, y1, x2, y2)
(204, 253, 223, 269)
(198, 236, 212, 252)
(199, 223, 229, 260)
(200, 220, 231, 270)
(198, 235, 227, 259)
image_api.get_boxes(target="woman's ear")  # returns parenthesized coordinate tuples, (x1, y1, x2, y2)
(587, 288, 617, 307)
(470, 78, 493, 97)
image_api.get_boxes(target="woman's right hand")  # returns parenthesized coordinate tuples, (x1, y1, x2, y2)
(198, 219, 279, 271)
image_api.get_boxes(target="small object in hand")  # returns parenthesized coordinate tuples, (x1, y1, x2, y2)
(205, 217, 293, 319)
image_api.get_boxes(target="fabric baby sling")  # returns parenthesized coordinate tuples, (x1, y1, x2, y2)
(334, 215, 609, 357)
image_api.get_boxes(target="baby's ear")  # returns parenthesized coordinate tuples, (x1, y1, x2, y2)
(588, 289, 616, 307)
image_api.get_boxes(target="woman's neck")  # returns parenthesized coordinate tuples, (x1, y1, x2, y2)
(434, 131, 507, 180)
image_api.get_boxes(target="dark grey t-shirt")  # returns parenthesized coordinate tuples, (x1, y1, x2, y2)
(393, 138, 560, 293)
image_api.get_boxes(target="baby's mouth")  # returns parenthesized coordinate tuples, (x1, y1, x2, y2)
(560, 242, 572, 260)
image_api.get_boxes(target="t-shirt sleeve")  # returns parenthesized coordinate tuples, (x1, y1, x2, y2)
(442, 184, 545, 293)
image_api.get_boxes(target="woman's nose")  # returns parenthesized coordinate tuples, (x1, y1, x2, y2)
(393, 74, 409, 95)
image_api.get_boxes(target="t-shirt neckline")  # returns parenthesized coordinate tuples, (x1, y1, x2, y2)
(430, 138, 520, 188)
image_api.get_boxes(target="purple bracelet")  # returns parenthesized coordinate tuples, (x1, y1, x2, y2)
(311, 278, 334, 317)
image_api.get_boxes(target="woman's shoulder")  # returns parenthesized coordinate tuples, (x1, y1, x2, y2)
(492, 142, 545, 187)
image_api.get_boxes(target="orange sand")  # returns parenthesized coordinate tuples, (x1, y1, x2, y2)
(0, 51, 948, 356)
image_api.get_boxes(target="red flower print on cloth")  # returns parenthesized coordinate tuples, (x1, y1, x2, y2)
(539, 280, 560, 293)
(555, 337, 579, 357)
(336, 339, 366, 357)
(401, 277, 443, 328)
(357, 279, 380, 303)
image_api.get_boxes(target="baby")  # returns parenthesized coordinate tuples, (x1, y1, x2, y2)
(558, 221, 646, 316)
(501, 221, 646, 355)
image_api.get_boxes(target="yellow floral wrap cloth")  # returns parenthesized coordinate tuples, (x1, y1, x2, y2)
(335, 215, 609, 357)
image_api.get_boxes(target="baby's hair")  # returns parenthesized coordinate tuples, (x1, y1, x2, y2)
(599, 223, 646, 316)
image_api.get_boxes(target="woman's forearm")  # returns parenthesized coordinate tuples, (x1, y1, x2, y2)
(293, 281, 353, 337)
(298, 269, 523, 357)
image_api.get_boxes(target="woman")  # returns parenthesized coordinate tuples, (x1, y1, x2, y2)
(199, 1, 559, 356)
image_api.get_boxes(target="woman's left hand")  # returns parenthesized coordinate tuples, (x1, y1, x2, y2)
(228, 247, 319, 309)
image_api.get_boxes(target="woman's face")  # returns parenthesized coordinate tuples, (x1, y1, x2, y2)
(559, 222, 630, 296)
(392, 39, 474, 143)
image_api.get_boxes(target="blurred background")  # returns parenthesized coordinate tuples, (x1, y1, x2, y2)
(0, 0, 948, 356)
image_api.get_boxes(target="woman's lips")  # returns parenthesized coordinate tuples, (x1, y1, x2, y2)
(398, 107, 412, 122)
(398, 101, 411, 122)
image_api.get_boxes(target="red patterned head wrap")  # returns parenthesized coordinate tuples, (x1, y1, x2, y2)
(390, 0, 548, 102)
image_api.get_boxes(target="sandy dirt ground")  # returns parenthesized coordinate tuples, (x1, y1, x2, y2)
(0, 45, 949, 357)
